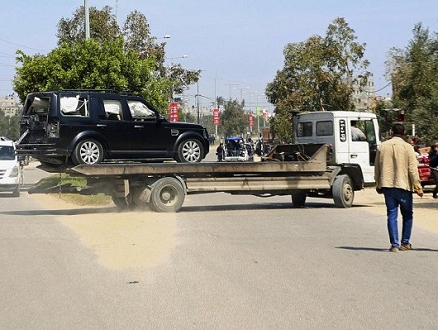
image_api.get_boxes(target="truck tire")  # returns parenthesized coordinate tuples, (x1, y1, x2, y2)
(150, 177, 185, 212)
(291, 190, 306, 208)
(332, 174, 354, 208)
(111, 194, 134, 210)
(72, 139, 104, 165)
(176, 139, 203, 163)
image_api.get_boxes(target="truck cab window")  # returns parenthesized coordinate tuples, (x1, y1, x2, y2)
(316, 121, 333, 136)
(297, 122, 312, 137)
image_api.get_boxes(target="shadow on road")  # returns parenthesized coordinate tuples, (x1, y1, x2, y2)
(337, 246, 438, 252)
(0, 200, 386, 216)
(180, 201, 378, 213)
(0, 206, 117, 216)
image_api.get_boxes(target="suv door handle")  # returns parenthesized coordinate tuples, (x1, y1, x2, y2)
(96, 124, 106, 127)
(350, 154, 358, 158)
(134, 125, 144, 129)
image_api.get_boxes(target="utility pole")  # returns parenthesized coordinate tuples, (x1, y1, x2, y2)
(196, 81, 200, 124)
(84, 0, 90, 39)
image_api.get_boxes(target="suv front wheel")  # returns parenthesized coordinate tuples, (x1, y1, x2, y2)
(176, 138, 203, 163)
(72, 139, 104, 165)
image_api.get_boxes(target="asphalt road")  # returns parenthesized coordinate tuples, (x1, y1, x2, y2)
(1, 159, 438, 329)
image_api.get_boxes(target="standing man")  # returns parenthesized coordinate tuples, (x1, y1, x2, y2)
(374, 123, 423, 252)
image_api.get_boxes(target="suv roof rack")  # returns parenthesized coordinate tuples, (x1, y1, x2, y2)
(60, 89, 122, 94)
(37, 89, 137, 96)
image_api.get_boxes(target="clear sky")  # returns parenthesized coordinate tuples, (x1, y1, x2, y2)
(1, 0, 437, 110)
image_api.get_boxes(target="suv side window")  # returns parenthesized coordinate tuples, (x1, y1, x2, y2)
(103, 100, 123, 120)
(128, 100, 156, 120)
(60, 95, 89, 117)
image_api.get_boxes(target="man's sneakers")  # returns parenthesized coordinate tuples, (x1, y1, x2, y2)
(400, 243, 412, 251)
(389, 246, 399, 252)
(389, 243, 412, 252)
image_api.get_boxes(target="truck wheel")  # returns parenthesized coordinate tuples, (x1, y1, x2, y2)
(332, 174, 354, 208)
(150, 177, 185, 212)
(72, 139, 104, 165)
(291, 190, 306, 208)
(111, 194, 134, 210)
(176, 139, 203, 163)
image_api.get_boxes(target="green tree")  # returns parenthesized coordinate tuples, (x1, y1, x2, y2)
(387, 23, 438, 144)
(266, 17, 369, 142)
(0, 111, 20, 141)
(13, 38, 171, 111)
(14, 5, 200, 113)
(220, 100, 248, 137)
(57, 6, 120, 45)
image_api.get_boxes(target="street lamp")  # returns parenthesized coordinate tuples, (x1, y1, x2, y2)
(166, 55, 188, 65)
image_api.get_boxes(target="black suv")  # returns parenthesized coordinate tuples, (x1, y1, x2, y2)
(17, 90, 210, 166)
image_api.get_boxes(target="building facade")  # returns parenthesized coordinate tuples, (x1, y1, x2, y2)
(0, 95, 20, 117)
(352, 74, 375, 111)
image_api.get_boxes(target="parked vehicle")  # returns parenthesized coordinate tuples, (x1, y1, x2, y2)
(0, 137, 23, 197)
(16, 90, 210, 166)
(224, 136, 254, 162)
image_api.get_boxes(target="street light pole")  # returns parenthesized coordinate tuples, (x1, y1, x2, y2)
(84, 0, 90, 39)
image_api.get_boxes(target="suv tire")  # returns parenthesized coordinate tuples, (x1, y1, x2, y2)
(176, 138, 203, 163)
(72, 139, 104, 165)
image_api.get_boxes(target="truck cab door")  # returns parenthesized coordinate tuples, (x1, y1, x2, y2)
(348, 119, 377, 184)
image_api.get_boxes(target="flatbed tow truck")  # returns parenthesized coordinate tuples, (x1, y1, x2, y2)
(31, 143, 360, 212)
(24, 110, 384, 212)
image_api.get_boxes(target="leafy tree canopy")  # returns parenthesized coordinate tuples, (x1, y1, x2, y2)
(220, 99, 249, 138)
(266, 17, 369, 142)
(13, 6, 200, 113)
(386, 23, 438, 145)
(0, 111, 20, 141)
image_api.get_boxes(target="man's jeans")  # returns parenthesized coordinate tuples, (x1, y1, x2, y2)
(382, 188, 414, 247)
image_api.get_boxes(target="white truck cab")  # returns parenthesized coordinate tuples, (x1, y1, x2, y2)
(294, 111, 380, 184)
(0, 137, 23, 197)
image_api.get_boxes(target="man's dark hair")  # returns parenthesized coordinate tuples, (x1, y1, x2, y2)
(392, 123, 405, 136)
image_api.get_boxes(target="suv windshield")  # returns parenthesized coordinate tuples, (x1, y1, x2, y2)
(0, 146, 15, 160)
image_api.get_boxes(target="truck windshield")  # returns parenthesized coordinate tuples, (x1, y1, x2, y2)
(0, 146, 15, 160)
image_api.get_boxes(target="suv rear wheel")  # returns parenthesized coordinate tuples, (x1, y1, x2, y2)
(72, 139, 104, 165)
(176, 138, 203, 163)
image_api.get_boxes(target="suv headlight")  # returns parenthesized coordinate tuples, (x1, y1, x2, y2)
(9, 165, 20, 178)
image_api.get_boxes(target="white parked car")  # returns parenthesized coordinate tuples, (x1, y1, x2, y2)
(0, 137, 23, 197)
